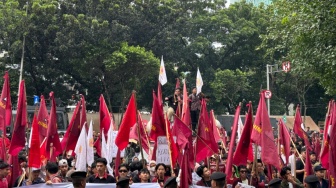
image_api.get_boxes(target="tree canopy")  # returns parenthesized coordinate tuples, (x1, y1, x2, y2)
(0, 0, 332, 122)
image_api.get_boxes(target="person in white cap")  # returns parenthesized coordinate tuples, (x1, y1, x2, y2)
(57, 159, 69, 182)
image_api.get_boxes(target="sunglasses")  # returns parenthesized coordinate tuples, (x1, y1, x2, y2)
(119, 170, 128, 173)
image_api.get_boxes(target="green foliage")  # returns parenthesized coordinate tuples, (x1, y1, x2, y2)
(0, 0, 332, 123)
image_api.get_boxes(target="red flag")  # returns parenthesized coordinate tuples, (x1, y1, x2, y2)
(294, 105, 311, 149)
(225, 104, 241, 177)
(181, 80, 191, 127)
(115, 93, 137, 150)
(172, 115, 189, 165)
(99, 95, 111, 136)
(45, 92, 62, 161)
(93, 136, 102, 157)
(150, 91, 166, 141)
(210, 110, 221, 142)
(278, 119, 291, 165)
(314, 134, 321, 158)
(129, 112, 150, 154)
(233, 103, 253, 166)
(0, 72, 11, 161)
(80, 95, 87, 129)
(180, 148, 192, 188)
(61, 100, 81, 153)
(320, 101, 333, 168)
(329, 105, 336, 188)
(29, 115, 41, 169)
(8, 155, 19, 187)
(114, 149, 121, 177)
(251, 91, 280, 169)
(8, 80, 27, 156)
(195, 100, 218, 162)
(165, 116, 178, 168)
(304, 148, 313, 177)
(40, 138, 47, 165)
(0, 71, 12, 130)
(37, 95, 49, 145)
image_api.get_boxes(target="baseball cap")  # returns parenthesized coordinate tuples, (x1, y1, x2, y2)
(58, 159, 68, 166)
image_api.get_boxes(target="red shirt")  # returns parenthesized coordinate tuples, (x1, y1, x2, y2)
(0, 178, 8, 188)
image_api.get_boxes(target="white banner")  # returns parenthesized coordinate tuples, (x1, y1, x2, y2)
(22, 183, 160, 188)
(22, 183, 207, 188)
(156, 136, 170, 165)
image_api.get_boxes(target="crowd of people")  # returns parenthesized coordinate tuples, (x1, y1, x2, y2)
(0, 87, 329, 188)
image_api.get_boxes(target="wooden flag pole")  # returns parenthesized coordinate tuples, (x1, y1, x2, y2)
(50, 142, 54, 161)
(164, 113, 175, 177)
(136, 111, 146, 169)
(290, 138, 305, 165)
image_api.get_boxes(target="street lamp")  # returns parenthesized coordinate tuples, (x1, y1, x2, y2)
(266, 62, 290, 115)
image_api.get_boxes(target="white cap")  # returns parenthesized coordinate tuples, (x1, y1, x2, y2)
(58, 159, 68, 166)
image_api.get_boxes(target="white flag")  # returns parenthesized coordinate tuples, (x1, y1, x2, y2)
(196, 68, 203, 95)
(237, 115, 244, 142)
(107, 121, 115, 161)
(74, 125, 87, 171)
(101, 131, 114, 175)
(158, 56, 167, 85)
(87, 119, 94, 166)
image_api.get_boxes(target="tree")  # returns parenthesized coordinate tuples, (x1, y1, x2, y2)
(210, 69, 253, 114)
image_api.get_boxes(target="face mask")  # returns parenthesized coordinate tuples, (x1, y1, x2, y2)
(150, 167, 155, 174)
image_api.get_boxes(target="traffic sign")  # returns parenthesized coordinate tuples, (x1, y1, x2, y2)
(265, 90, 272, 99)
(282, 61, 291, 73)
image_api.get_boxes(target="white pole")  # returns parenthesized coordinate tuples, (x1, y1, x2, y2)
(266, 64, 270, 115)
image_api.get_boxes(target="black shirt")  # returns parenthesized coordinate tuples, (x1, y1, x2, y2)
(88, 173, 116, 183)
(296, 159, 304, 183)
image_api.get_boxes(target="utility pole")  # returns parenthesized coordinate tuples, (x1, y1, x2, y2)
(266, 63, 290, 115)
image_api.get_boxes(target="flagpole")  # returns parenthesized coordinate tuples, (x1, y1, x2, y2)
(141, 115, 152, 159)
(290, 138, 305, 165)
(136, 110, 145, 169)
(164, 113, 175, 176)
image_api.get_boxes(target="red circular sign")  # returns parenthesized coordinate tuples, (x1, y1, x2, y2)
(282, 61, 291, 73)
(265, 90, 272, 99)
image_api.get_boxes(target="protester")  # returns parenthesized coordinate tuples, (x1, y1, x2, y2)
(129, 161, 142, 183)
(117, 163, 130, 182)
(163, 176, 177, 188)
(165, 88, 183, 119)
(71, 171, 87, 188)
(309, 152, 317, 165)
(148, 160, 157, 181)
(280, 167, 304, 188)
(314, 165, 328, 188)
(210, 172, 226, 188)
(139, 168, 151, 183)
(268, 178, 282, 188)
(296, 147, 306, 183)
(117, 177, 130, 188)
(189, 86, 202, 132)
(124, 143, 135, 164)
(0, 162, 9, 187)
(232, 165, 250, 188)
(196, 165, 211, 187)
(87, 162, 97, 177)
(152, 163, 170, 187)
(304, 175, 319, 188)
(46, 162, 63, 184)
(88, 158, 116, 183)
(58, 159, 69, 182)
